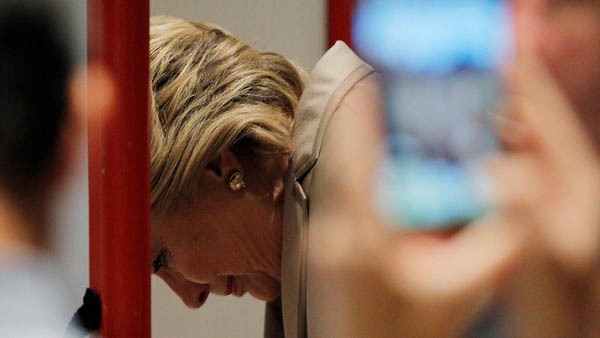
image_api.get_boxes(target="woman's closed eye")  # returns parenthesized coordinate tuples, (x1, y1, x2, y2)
(153, 249, 168, 273)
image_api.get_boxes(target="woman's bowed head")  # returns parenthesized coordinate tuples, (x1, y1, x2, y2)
(149, 16, 306, 308)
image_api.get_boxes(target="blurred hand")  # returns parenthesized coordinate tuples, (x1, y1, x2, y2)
(493, 50, 600, 276)
(489, 33, 600, 338)
(311, 208, 526, 338)
(310, 26, 600, 338)
(309, 75, 526, 338)
(310, 14, 600, 335)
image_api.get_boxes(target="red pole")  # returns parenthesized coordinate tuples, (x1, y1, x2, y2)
(88, 0, 151, 337)
(328, 0, 355, 48)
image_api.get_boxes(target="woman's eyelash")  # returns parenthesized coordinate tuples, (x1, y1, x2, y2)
(153, 250, 167, 273)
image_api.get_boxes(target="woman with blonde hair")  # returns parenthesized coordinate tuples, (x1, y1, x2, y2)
(149, 14, 382, 337)
(148, 15, 521, 338)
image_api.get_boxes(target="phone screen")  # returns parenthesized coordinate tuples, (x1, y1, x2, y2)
(353, 0, 512, 228)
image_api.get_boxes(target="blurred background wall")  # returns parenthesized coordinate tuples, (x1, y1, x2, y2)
(150, 0, 327, 70)
(49, 0, 89, 330)
(51, 1, 326, 337)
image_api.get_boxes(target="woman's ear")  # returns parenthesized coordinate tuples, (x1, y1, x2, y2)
(205, 148, 243, 181)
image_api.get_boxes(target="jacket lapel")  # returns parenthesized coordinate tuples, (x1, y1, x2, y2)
(280, 41, 373, 338)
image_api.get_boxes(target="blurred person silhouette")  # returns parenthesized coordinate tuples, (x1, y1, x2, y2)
(309, 0, 600, 337)
(0, 1, 113, 337)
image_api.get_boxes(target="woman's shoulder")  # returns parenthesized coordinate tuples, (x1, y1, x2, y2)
(290, 41, 376, 180)
(280, 43, 381, 338)
(311, 41, 370, 81)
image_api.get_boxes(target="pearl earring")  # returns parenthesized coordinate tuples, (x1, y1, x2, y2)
(227, 171, 246, 191)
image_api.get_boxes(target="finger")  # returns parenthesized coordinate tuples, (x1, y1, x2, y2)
(487, 149, 600, 275)
(310, 209, 526, 338)
(484, 153, 542, 210)
(510, 47, 600, 274)
(538, 184, 600, 276)
(388, 214, 528, 304)
(493, 106, 531, 151)
(511, 48, 600, 178)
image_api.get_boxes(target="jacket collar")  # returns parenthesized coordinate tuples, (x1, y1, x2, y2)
(280, 41, 373, 338)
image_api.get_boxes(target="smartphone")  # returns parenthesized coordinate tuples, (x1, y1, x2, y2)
(353, 0, 513, 229)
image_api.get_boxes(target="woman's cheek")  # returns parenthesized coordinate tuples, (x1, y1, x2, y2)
(171, 254, 208, 284)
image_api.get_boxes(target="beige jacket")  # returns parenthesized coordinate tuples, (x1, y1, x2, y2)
(264, 41, 379, 338)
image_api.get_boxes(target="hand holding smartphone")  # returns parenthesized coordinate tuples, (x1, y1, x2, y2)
(353, 0, 513, 229)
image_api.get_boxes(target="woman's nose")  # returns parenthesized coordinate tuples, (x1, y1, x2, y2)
(180, 285, 209, 309)
(160, 273, 210, 309)
(178, 283, 209, 309)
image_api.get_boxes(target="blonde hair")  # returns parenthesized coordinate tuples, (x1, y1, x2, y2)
(150, 16, 307, 217)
